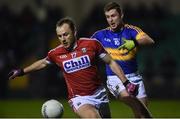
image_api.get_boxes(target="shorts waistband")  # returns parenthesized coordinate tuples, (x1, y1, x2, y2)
(125, 72, 139, 78)
(107, 72, 142, 83)
(107, 72, 138, 77)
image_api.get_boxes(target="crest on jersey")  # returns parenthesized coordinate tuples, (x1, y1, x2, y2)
(63, 55, 91, 73)
(81, 48, 87, 53)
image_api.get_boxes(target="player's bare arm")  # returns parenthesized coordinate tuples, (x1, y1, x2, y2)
(137, 34, 155, 45)
(23, 58, 49, 74)
(8, 58, 49, 80)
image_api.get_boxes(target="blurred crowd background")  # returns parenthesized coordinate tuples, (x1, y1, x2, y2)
(0, 0, 180, 100)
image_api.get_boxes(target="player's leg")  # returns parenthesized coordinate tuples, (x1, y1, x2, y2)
(135, 80, 152, 117)
(139, 97, 148, 106)
(76, 103, 112, 118)
(127, 73, 152, 116)
(107, 75, 152, 118)
(136, 80, 148, 106)
(119, 92, 152, 118)
(69, 86, 110, 118)
(76, 104, 101, 118)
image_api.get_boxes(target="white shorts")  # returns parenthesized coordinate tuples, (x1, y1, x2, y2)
(68, 86, 109, 112)
(107, 73, 147, 99)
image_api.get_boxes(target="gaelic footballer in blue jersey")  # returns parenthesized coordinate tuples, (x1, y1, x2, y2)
(91, 2, 154, 118)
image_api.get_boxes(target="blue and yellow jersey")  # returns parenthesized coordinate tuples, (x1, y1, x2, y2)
(91, 24, 146, 75)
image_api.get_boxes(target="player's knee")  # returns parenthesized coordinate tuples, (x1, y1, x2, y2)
(77, 109, 100, 118)
(121, 95, 137, 101)
(76, 104, 101, 118)
(87, 111, 101, 118)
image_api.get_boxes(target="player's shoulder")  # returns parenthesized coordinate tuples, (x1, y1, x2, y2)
(93, 27, 110, 35)
(79, 38, 102, 45)
(48, 45, 65, 55)
(124, 24, 143, 32)
(79, 37, 99, 42)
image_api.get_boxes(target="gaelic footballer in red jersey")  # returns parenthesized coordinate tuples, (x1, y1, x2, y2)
(9, 17, 128, 118)
(46, 38, 107, 99)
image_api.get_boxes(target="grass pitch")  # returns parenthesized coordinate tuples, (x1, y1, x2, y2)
(0, 99, 180, 118)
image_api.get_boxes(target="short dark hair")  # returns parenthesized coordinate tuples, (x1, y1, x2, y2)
(104, 2, 123, 15)
(56, 17, 76, 33)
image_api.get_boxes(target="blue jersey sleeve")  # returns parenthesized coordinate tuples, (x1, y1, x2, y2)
(128, 25, 144, 40)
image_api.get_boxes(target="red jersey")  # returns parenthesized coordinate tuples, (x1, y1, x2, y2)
(47, 38, 107, 99)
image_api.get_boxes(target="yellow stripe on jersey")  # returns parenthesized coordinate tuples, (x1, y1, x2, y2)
(125, 24, 147, 41)
(105, 48, 137, 61)
(136, 32, 146, 40)
(125, 24, 143, 33)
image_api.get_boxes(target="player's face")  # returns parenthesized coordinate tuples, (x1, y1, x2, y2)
(56, 23, 76, 49)
(105, 9, 122, 31)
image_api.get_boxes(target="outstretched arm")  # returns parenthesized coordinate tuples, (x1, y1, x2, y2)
(23, 58, 49, 74)
(8, 58, 49, 80)
(137, 34, 154, 45)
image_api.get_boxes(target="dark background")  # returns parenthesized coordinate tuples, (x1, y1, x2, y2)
(0, 0, 180, 100)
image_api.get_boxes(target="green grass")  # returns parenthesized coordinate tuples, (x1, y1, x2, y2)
(0, 99, 180, 118)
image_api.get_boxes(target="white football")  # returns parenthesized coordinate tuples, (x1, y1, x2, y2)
(41, 99, 64, 118)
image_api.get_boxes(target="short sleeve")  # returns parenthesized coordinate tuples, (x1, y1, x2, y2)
(45, 51, 54, 64)
(93, 39, 107, 59)
(129, 25, 146, 41)
(91, 31, 101, 42)
(91, 32, 98, 39)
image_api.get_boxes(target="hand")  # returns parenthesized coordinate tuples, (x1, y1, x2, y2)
(123, 80, 138, 96)
(118, 38, 137, 51)
(8, 69, 24, 80)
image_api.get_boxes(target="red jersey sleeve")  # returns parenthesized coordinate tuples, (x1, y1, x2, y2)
(46, 50, 54, 63)
(92, 38, 107, 58)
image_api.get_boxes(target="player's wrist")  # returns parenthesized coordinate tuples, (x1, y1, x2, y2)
(123, 80, 130, 86)
(18, 68, 25, 76)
